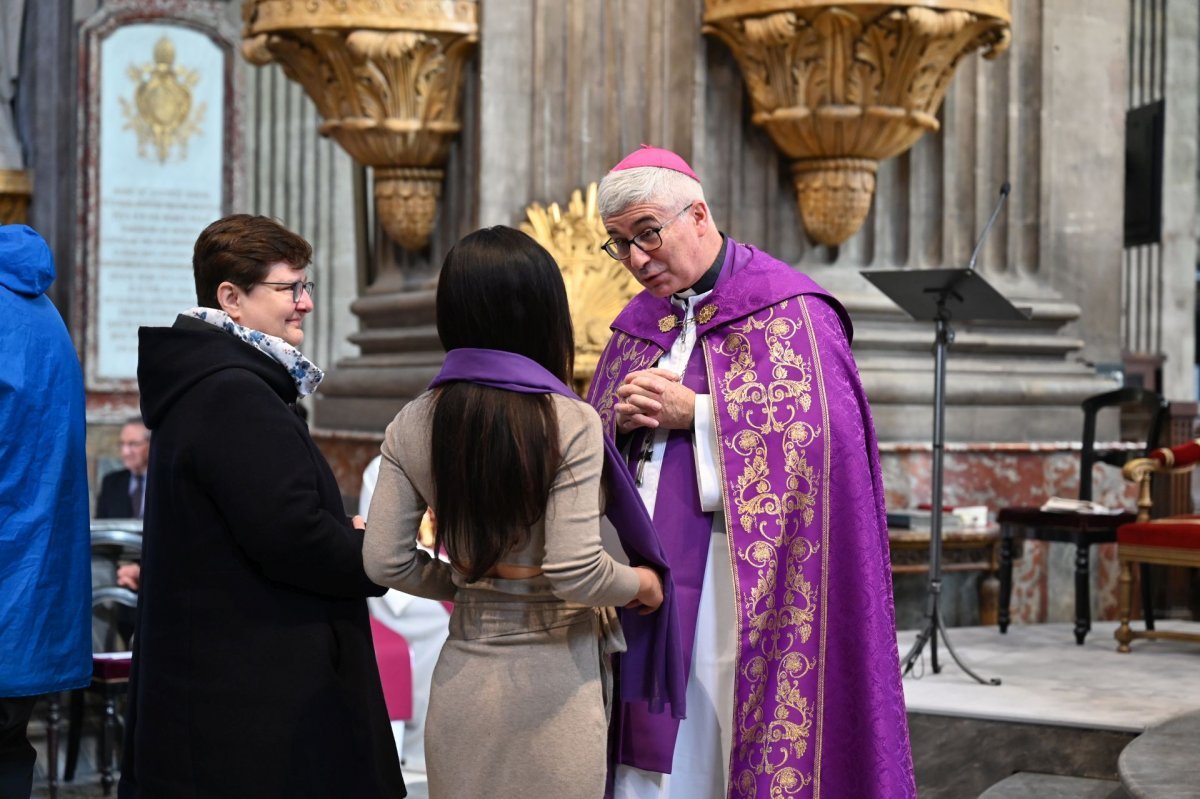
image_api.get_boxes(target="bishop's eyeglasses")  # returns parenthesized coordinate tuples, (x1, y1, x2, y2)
(601, 203, 695, 261)
(259, 280, 315, 303)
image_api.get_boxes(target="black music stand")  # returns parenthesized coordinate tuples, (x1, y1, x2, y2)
(862, 185, 1026, 685)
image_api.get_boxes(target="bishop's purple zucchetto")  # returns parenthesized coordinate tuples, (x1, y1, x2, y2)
(610, 144, 700, 183)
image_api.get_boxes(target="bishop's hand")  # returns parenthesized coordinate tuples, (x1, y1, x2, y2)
(614, 368, 695, 433)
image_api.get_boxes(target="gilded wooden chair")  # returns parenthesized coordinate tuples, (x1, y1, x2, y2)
(997, 388, 1168, 643)
(1115, 438, 1200, 652)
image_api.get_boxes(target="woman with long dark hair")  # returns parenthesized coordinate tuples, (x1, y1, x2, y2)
(364, 226, 665, 798)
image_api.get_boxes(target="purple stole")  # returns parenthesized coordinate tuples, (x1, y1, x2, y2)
(588, 239, 916, 798)
(429, 350, 686, 719)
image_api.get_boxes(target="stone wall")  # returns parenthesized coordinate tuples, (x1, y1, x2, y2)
(884, 444, 1138, 628)
(309, 0, 1128, 443)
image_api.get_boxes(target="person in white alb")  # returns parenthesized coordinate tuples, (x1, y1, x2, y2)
(359, 454, 450, 775)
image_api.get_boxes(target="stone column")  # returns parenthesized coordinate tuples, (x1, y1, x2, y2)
(1159, 0, 1198, 400)
(0, 0, 26, 169)
(0, 0, 31, 225)
(312, 79, 480, 437)
(315, 0, 1128, 448)
(237, 1, 481, 442)
(239, 59, 361, 388)
(1039, 0, 1129, 368)
(699, 0, 1123, 442)
(318, 0, 706, 435)
(15, 1, 76, 315)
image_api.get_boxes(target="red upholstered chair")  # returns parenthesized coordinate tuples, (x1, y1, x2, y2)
(369, 617, 414, 724)
(997, 388, 1168, 644)
(1115, 439, 1200, 652)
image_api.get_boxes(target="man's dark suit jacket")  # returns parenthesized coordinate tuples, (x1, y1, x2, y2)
(95, 467, 143, 641)
(95, 468, 140, 519)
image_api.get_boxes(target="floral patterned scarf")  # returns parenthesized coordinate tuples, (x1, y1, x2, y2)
(186, 307, 324, 397)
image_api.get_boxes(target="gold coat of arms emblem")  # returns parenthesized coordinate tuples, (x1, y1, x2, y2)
(119, 36, 206, 163)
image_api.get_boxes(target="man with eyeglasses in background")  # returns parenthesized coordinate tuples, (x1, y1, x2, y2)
(589, 146, 916, 799)
(97, 417, 152, 523)
(94, 416, 152, 644)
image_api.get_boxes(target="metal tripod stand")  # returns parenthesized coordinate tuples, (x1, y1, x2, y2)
(865, 183, 1023, 685)
(898, 297, 1000, 685)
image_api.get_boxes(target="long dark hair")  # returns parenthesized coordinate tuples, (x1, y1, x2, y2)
(432, 226, 575, 582)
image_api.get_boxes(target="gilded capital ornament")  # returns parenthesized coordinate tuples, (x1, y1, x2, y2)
(703, 0, 1011, 246)
(242, 0, 478, 251)
(0, 169, 32, 225)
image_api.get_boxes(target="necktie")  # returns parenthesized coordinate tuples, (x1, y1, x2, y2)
(130, 474, 144, 519)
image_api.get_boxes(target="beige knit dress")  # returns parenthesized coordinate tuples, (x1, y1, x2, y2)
(363, 391, 643, 799)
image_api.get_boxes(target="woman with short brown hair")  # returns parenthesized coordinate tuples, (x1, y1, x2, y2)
(120, 214, 405, 799)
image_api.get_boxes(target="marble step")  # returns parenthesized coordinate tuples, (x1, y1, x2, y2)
(1118, 709, 1200, 799)
(979, 772, 1130, 799)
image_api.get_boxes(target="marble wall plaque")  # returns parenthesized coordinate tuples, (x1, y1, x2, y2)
(92, 24, 223, 384)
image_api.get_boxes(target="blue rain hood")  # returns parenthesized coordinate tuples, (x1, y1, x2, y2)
(0, 224, 56, 297)
(0, 224, 92, 696)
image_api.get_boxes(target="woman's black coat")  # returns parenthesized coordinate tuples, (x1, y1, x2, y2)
(119, 316, 405, 799)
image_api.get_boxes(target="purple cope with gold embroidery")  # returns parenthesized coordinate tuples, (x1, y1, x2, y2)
(588, 238, 916, 798)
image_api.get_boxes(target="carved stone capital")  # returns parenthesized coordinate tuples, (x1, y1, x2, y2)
(242, 0, 478, 251)
(0, 169, 32, 225)
(791, 157, 876, 248)
(375, 166, 443, 252)
(703, 1, 1010, 246)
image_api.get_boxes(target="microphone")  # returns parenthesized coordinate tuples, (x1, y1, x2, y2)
(967, 181, 1011, 272)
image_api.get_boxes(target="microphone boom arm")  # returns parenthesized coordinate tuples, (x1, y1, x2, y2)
(967, 181, 1012, 272)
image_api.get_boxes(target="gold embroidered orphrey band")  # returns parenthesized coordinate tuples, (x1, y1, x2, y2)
(659, 303, 718, 333)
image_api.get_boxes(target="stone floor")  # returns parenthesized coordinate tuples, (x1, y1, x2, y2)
(978, 772, 1130, 799)
(27, 707, 429, 799)
(1118, 709, 1200, 799)
(27, 621, 1199, 798)
(899, 620, 1200, 732)
(31, 776, 429, 799)
(31, 782, 110, 799)
(901, 620, 1200, 798)
(30, 766, 429, 799)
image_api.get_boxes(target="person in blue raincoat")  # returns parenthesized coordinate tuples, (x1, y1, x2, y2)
(0, 224, 92, 797)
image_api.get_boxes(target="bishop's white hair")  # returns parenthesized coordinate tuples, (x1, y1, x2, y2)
(597, 166, 707, 220)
